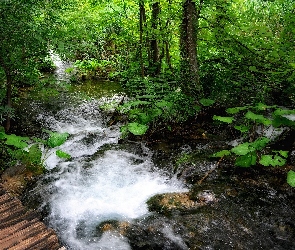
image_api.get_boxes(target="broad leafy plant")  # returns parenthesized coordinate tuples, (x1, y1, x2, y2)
(212, 103, 295, 186)
(72, 59, 115, 79)
(0, 127, 70, 174)
(118, 77, 214, 137)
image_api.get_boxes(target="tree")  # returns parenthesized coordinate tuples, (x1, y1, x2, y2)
(180, 0, 204, 97)
(0, 0, 59, 132)
(139, 0, 147, 77)
(149, 1, 161, 75)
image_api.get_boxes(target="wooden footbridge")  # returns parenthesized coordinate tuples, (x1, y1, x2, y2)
(0, 185, 63, 250)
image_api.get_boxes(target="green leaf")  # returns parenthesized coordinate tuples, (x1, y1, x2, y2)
(0, 132, 6, 139)
(199, 98, 215, 107)
(136, 95, 158, 99)
(259, 154, 286, 167)
(234, 125, 249, 133)
(149, 108, 162, 119)
(255, 102, 276, 111)
(212, 150, 231, 157)
(235, 152, 257, 167)
(27, 144, 42, 165)
(272, 116, 295, 127)
(46, 132, 69, 148)
(56, 150, 71, 159)
(245, 111, 272, 125)
(251, 137, 270, 150)
(249, 66, 257, 71)
(5, 134, 29, 149)
(231, 142, 253, 155)
(273, 108, 295, 116)
(278, 150, 289, 158)
(226, 106, 248, 114)
(155, 100, 173, 109)
(127, 122, 148, 136)
(120, 125, 129, 138)
(287, 170, 295, 187)
(259, 155, 273, 166)
(213, 115, 235, 124)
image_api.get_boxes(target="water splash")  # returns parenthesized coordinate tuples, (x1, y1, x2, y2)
(33, 97, 187, 249)
(49, 50, 72, 82)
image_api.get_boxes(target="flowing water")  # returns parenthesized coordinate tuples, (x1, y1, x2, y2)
(24, 54, 188, 249)
(20, 53, 295, 250)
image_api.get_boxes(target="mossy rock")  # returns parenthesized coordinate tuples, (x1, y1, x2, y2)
(147, 192, 197, 216)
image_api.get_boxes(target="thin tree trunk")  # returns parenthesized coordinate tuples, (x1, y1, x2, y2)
(150, 1, 161, 75)
(139, 0, 146, 77)
(165, 41, 173, 72)
(180, 0, 202, 96)
(4, 71, 12, 132)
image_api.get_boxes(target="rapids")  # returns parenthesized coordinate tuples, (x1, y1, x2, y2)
(33, 97, 187, 249)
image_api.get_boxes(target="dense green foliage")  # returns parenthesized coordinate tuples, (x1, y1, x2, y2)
(0, 0, 294, 185)
(212, 104, 295, 166)
(0, 127, 70, 173)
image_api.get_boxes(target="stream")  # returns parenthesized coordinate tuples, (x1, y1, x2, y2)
(18, 54, 295, 250)
(21, 56, 188, 249)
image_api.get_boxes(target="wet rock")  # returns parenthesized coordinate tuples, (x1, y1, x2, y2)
(126, 216, 189, 250)
(147, 191, 218, 217)
(1, 164, 35, 197)
(96, 220, 130, 236)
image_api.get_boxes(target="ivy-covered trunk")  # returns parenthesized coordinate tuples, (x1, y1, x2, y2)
(139, 0, 146, 77)
(150, 1, 161, 76)
(180, 0, 202, 97)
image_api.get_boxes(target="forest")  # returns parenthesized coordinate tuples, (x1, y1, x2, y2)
(1, 0, 295, 181)
(1, 0, 295, 249)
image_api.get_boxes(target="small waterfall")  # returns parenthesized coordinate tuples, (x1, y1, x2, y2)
(28, 84, 188, 249)
(22, 53, 188, 249)
(49, 50, 73, 83)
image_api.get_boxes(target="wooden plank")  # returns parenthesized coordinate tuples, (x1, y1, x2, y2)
(0, 186, 61, 250)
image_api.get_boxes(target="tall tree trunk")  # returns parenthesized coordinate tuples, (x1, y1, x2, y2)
(150, 1, 161, 75)
(0, 56, 12, 132)
(139, 0, 146, 77)
(164, 41, 173, 72)
(180, 0, 202, 96)
(4, 70, 12, 133)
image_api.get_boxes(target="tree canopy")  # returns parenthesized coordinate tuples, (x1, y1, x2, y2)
(1, 0, 294, 132)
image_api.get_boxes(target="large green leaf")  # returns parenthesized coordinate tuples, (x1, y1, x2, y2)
(56, 150, 71, 159)
(245, 111, 272, 125)
(138, 112, 153, 124)
(226, 106, 248, 114)
(273, 108, 295, 116)
(231, 142, 253, 155)
(0, 132, 6, 139)
(199, 98, 215, 107)
(287, 170, 295, 187)
(235, 152, 257, 167)
(212, 150, 231, 158)
(272, 116, 295, 127)
(251, 137, 270, 150)
(127, 122, 148, 136)
(278, 150, 289, 158)
(234, 125, 249, 133)
(259, 154, 286, 167)
(155, 100, 173, 109)
(46, 132, 69, 148)
(213, 115, 235, 124)
(255, 103, 276, 111)
(27, 144, 42, 165)
(5, 134, 29, 149)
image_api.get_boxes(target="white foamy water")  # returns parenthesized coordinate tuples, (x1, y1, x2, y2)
(49, 50, 73, 82)
(35, 98, 188, 250)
